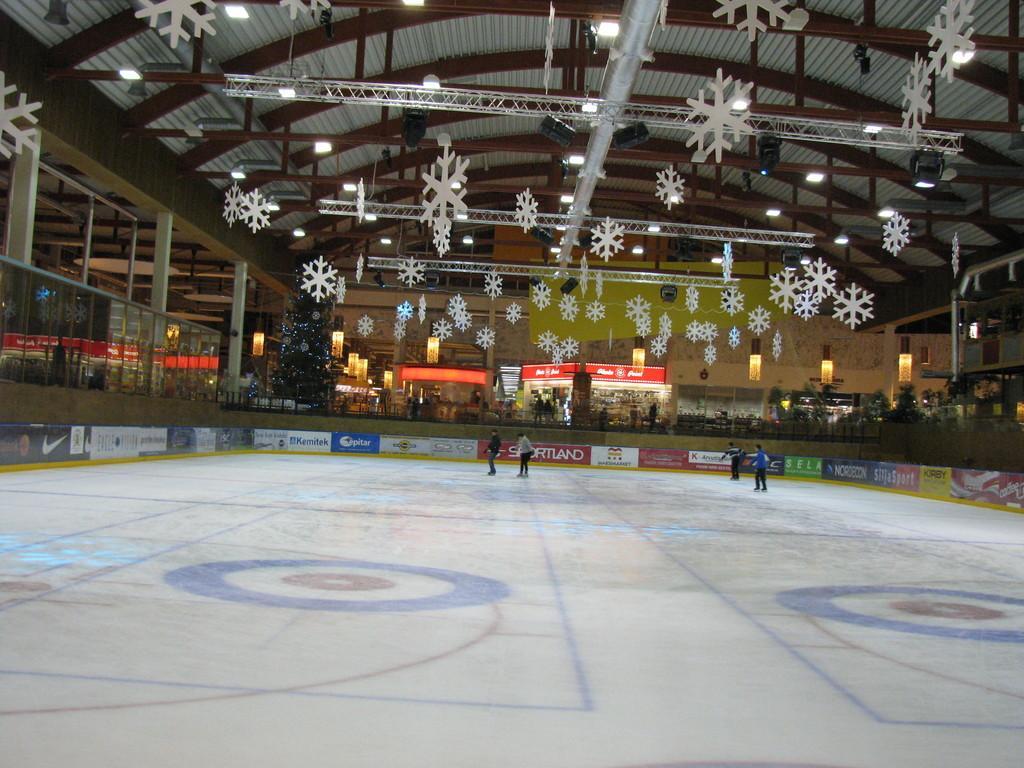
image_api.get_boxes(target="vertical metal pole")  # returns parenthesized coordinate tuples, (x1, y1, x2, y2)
(227, 260, 248, 394)
(126, 220, 139, 301)
(950, 289, 960, 384)
(81, 195, 95, 283)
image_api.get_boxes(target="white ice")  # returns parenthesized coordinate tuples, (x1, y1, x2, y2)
(1, 454, 1023, 768)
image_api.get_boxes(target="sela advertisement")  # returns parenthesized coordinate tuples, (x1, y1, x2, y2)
(591, 446, 639, 468)
(476, 440, 591, 465)
(785, 456, 822, 479)
(330, 432, 380, 454)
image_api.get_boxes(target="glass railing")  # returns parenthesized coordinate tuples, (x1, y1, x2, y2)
(0, 254, 221, 400)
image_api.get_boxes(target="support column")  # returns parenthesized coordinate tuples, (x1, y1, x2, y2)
(5, 130, 41, 264)
(882, 324, 898, 403)
(484, 303, 496, 409)
(227, 260, 248, 394)
(152, 211, 173, 313)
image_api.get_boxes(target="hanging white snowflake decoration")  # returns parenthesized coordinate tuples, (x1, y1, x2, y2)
(452, 310, 473, 332)
(432, 317, 453, 341)
(951, 232, 960, 276)
(447, 293, 468, 318)
(532, 281, 552, 310)
(650, 333, 669, 359)
(768, 269, 804, 312)
(585, 301, 606, 323)
(475, 326, 496, 350)
(536, 330, 560, 355)
(728, 326, 741, 349)
(700, 321, 720, 342)
(721, 242, 734, 280)
(551, 345, 565, 365)
(704, 343, 718, 366)
(685, 286, 700, 313)
(658, 312, 673, 338)
(484, 271, 503, 300)
(299, 255, 338, 301)
(882, 212, 911, 256)
(397, 256, 425, 287)
(801, 257, 838, 303)
(685, 320, 704, 343)
(396, 301, 415, 322)
(505, 301, 523, 325)
(594, 270, 604, 299)
(901, 53, 933, 142)
(635, 315, 653, 338)
(543, 1, 556, 94)
(420, 145, 469, 256)
(0, 72, 41, 160)
(134, 0, 216, 49)
(356, 314, 375, 337)
(239, 189, 273, 233)
(356, 178, 366, 223)
(559, 336, 580, 360)
(713, 0, 794, 42)
(655, 166, 685, 209)
(793, 289, 821, 321)
(393, 320, 407, 342)
(334, 276, 347, 305)
(832, 282, 876, 330)
(558, 293, 579, 322)
(747, 305, 771, 335)
(625, 295, 652, 325)
(279, 0, 330, 22)
(418, 294, 427, 324)
(686, 68, 753, 163)
(926, 0, 976, 83)
(772, 330, 783, 360)
(355, 254, 364, 283)
(514, 188, 539, 232)
(222, 182, 244, 226)
(720, 286, 745, 316)
(578, 256, 589, 297)
(590, 217, 626, 262)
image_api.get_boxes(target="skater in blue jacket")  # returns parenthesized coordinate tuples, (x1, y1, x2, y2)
(753, 445, 768, 492)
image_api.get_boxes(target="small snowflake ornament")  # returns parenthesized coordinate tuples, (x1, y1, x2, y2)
(514, 188, 539, 232)
(222, 183, 244, 226)
(701, 321, 720, 342)
(475, 326, 496, 350)
(532, 281, 552, 310)
(793, 289, 821, 321)
(772, 330, 783, 360)
(356, 314, 375, 337)
(658, 312, 673, 338)
(650, 333, 669, 359)
(418, 294, 427, 323)
(590, 217, 626, 262)
(134, 0, 216, 50)
(635, 315, 653, 338)
(397, 256, 425, 287)
(901, 53, 933, 142)
(504, 302, 523, 325)
(452, 310, 473, 333)
(300, 256, 338, 301)
(393, 320, 407, 341)
(0, 72, 41, 159)
(432, 317, 453, 341)
(747, 305, 771, 335)
(685, 320, 704, 343)
(721, 242, 734, 280)
(768, 269, 804, 313)
(559, 336, 580, 360)
(279, 0, 330, 21)
(728, 326, 741, 349)
(686, 68, 753, 163)
(951, 232, 960, 277)
(447, 293, 468, 318)
(355, 254, 364, 283)
(882, 212, 911, 256)
(720, 286, 745, 316)
(655, 166, 685, 209)
(713, 0, 794, 42)
(239, 189, 273, 233)
(396, 301, 415, 322)
(543, 1, 556, 93)
(685, 286, 700, 313)
(420, 145, 469, 257)
(927, 0, 976, 83)
(551, 345, 565, 365)
(801, 257, 838, 303)
(578, 256, 589, 297)
(558, 293, 579, 322)
(536, 330, 560, 355)
(832, 282, 875, 330)
(585, 301, 606, 323)
(484, 271, 503, 300)
(625, 295, 652, 324)
(334, 276, 347, 305)
(704, 343, 718, 366)
(594, 270, 604, 300)
(356, 177, 366, 223)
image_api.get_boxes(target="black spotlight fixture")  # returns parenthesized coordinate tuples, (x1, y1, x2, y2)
(742, 170, 753, 192)
(539, 116, 576, 147)
(424, 270, 441, 289)
(781, 247, 803, 271)
(559, 158, 570, 179)
(757, 134, 782, 176)
(402, 109, 428, 149)
(612, 123, 650, 150)
(660, 285, 678, 303)
(381, 147, 393, 169)
(373, 271, 387, 288)
(530, 226, 555, 246)
(853, 44, 871, 75)
(578, 232, 593, 250)
(319, 5, 333, 40)
(910, 150, 945, 189)
(669, 238, 697, 262)
(560, 277, 579, 294)
(529, 276, 544, 288)
(43, 0, 69, 25)
(583, 22, 598, 54)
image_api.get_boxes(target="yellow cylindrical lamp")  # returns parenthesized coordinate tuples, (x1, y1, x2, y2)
(252, 331, 265, 357)
(331, 330, 345, 358)
(632, 337, 645, 370)
(898, 336, 912, 383)
(749, 338, 762, 382)
(820, 344, 833, 385)
(383, 370, 393, 389)
(426, 336, 440, 364)
(357, 358, 368, 382)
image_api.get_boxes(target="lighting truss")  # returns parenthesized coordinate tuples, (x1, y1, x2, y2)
(225, 75, 963, 154)
(367, 256, 736, 289)
(320, 200, 816, 249)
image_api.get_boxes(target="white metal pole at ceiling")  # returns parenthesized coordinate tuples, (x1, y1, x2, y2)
(557, 0, 662, 266)
(80, 195, 95, 283)
(126, 220, 139, 301)
(227, 260, 248, 395)
(6, 129, 41, 264)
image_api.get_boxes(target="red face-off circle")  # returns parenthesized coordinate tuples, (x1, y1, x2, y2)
(281, 573, 396, 592)
(890, 600, 1005, 621)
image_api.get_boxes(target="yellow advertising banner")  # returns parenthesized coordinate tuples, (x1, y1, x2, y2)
(919, 466, 952, 498)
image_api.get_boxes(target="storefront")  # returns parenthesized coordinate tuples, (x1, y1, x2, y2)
(396, 365, 490, 421)
(521, 362, 671, 428)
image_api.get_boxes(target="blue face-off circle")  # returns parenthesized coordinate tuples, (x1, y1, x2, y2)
(165, 559, 510, 612)
(777, 586, 1024, 643)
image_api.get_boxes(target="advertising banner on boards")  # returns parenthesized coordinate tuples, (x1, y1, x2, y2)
(0, 424, 77, 465)
(919, 466, 952, 498)
(638, 448, 690, 470)
(688, 450, 732, 472)
(784, 456, 822, 479)
(89, 426, 167, 460)
(330, 432, 380, 454)
(380, 435, 433, 456)
(429, 437, 478, 459)
(287, 431, 332, 452)
(739, 453, 785, 476)
(822, 458, 874, 484)
(999, 473, 1024, 507)
(951, 468, 1003, 505)
(254, 429, 288, 451)
(866, 462, 920, 492)
(476, 440, 591, 465)
(591, 446, 640, 468)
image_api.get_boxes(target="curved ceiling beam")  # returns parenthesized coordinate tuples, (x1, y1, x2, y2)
(47, 9, 148, 68)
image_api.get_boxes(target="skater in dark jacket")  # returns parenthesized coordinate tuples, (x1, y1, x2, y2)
(722, 442, 743, 480)
(753, 445, 768, 492)
(486, 430, 502, 475)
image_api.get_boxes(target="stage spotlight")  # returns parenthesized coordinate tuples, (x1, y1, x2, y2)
(910, 150, 944, 189)
(669, 238, 697, 262)
(539, 116, 575, 147)
(319, 6, 333, 40)
(424, 270, 441, 289)
(781, 248, 803, 271)
(612, 123, 650, 150)
(43, 0, 69, 25)
(531, 226, 555, 246)
(853, 44, 871, 75)
(373, 271, 387, 288)
(402, 109, 428, 149)
(660, 285, 678, 303)
(583, 22, 598, 54)
(758, 135, 781, 176)
(560, 277, 579, 294)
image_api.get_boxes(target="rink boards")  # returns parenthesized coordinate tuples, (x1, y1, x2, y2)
(1, 422, 1022, 511)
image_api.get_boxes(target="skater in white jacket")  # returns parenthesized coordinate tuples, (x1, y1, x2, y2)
(516, 434, 534, 477)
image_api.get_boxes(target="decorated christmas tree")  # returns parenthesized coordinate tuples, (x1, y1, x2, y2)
(272, 284, 333, 408)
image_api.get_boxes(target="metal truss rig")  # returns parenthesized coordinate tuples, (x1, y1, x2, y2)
(366, 256, 736, 289)
(225, 75, 963, 154)
(319, 200, 816, 249)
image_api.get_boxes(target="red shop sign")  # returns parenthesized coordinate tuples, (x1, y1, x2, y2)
(520, 363, 580, 381)
(584, 363, 666, 384)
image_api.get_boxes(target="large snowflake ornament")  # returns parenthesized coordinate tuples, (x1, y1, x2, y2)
(397, 256, 425, 287)
(720, 286, 745, 316)
(536, 330, 560, 355)
(590, 217, 626, 262)
(551, 345, 565, 366)
(396, 301, 415, 322)
(650, 333, 669, 359)
(772, 330, 783, 360)
(685, 286, 700, 313)
(704, 343, 718, 366)
(355, 254, 364, 283)
(768, 269, 804, 312)
(728, 326, 741, 349)
(356, 178, 366, 223)
(279, 0, 330, 21)
(951, 232, 960, 277)
(713, 0, 793, 42)
(747, 305, 771, 335)
(420, 146, 469, 257)
(447, 293, 468, 318)
(239, 189, 273, 233)
(222, 183, 244, 226)
(356, 314, 375, 337)
(832, 282, 875, 330)
(514, 188, 539, 232)
(0, 72, 41, 160)
(625, 295, 652, 324)
(801, 257, 838, 303)
(475, 326, 496, 350)
(300, 256, 339, 301)
(585, 301, 606, 323)
(558, 293, 579, 322)
(927, 0, 976, 83)
(134, 0, 216, 49)
(793, 289, 821, 321)
(505, 302, 523, 325)
(655, 166, 685, 210)
(686, 69, 753, 163)
(452, 310, 473, 332)
(431, 317, 453, 341)
(721, 242, 734, 280)
(901, 53, 933, 142)
(532, 281, 552, 310)
(882, 212, 911, 256)
(559, 336, 580, 360)
(484, 271, 503, 300)
(418, 294, 427, 323)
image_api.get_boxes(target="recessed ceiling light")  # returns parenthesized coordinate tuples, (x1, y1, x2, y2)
(365, 213, 378, 221)
(278, 86, 296, 99)
(550, 246, 561, 253)
(292, 228, 305, 238)
(560, 194, 574, 203)
(380, 237, 392, 245)
(556, 225, 567, 231)
(402, 0, 424, 5)
(596, 20, 620, 37)
(455, 213, 468, 220)
(766, 208, 782, 217)
(119, 68, 141, 80)
(647, 224, 661, 233)
(462, 236, 474, 245)
(834, 233, 849, 245)
(669, 194, 679, 204)
(422, 74, 441, 89)
(314, 140, 331, 154)
(711, 256, 723, 264)
(230, 169, 246, 180)
(581, 102, 598, 114)
(863, 124, 883, 134)
(224, 5, 249, 19)
(800, 254, 813, 265)
(568, 154, 585, 165)
(342, 182, 357, 192)
(878, 207, 895, 218)
(805, 171, 826, 183)
(731, 98, 749, 111)
(266, 199, 280, 212)
(952, 49, 974, 64)
(450, 180, 462, 189)
(631, 245, 644, 255)
(914, 179, 936, 189)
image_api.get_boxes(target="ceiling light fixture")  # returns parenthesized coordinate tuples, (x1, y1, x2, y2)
(757, 134, 782, 176)
(314, 140, 332, 154)
(365, 213, 378, 221)
(596, 20, 619, 37)
(766, 208, 781, 217)
(805, 171, 826, 183)
(878, 207, 895, 218)
(456, 213, 469, 220)
(278, 86, 296, 98)
(560, 194, 574, 204)
(632, 245, 644, 255)
(380, 237, 392, 245)
(43, 0, 69, 25)
(834, 233, 850, 245)
(568, 154, 585, 166)
(731, 98, 750, 111)
(462, 235, 474, 245)
(230, 168, 246, 180)
(647, 224, 661, 233)
(952, 49, 974, 64)
(343, 182, 357, 192)
(863, 124, 883, 134)
(422, 74, 441, 89)
(224, 5, 249, 19)
(119, 68, 142, 80)
(292, 228, 306, 237)
(581, 102, 599, 114)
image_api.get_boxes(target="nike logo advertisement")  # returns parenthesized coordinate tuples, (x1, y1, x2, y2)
(42, 435, 68, 456)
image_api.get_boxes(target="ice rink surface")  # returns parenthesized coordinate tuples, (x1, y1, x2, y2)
(1, 454, 1023, 768)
